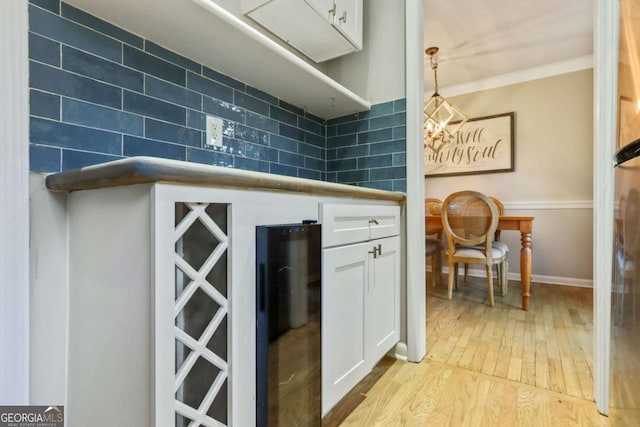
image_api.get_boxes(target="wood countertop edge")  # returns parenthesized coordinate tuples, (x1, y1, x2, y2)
(45, 157, 406, 202)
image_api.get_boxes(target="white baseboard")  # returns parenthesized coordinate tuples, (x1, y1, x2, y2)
(390, 342, 408, 362)
(439, 266, 593, 288)
(528, 274, 593, 288)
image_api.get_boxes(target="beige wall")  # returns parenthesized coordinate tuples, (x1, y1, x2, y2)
(426, 69, 594, 284)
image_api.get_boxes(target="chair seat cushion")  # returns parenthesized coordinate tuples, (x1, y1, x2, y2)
(450, 246, 506, 261)
(492, 241, 509, 252)
(470, 241, 509, 253)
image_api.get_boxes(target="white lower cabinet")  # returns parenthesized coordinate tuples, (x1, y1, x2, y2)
(321, 203, 400, 416)
(43, 158, 406, 426)
(64, 184, 232, 427)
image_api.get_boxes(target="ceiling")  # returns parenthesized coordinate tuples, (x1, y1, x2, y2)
(423, 0, 594, 92)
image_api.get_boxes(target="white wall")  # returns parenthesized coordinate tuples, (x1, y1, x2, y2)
(325, 0, 406, 104)
(1, 0, 29, 404)
(29, 175, 68, 405)
(427, 69, 594, 285)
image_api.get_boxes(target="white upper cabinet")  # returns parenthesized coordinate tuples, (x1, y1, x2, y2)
(331, 0, 362, 48)
(242, 0, 363, 63)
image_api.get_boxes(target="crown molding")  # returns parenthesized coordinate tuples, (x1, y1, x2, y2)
(431, 55, 594, 98)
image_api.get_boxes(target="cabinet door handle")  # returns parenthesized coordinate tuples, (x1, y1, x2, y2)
(339, 11, 347, 23)
(369, 218, 379, 225)
(369, 244, 382, 258)
(328, 4, 336, 15)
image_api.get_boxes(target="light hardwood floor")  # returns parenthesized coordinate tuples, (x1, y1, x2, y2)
(327, 278, 640, 426)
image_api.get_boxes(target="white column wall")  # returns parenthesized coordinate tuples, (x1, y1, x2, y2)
(0, 0, 30, 404)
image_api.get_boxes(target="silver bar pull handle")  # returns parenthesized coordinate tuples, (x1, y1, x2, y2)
(339, 11, 347, 23)
(369, 218, 379, 225)
(328, 4, 336, 15)
(369, 244, 382, 258)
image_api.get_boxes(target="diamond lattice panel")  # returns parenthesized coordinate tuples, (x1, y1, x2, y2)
(173, 202, 229, 427)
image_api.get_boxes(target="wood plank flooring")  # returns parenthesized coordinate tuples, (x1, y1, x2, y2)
(325, 277, 640, 426)
(426, 278, 595, 401)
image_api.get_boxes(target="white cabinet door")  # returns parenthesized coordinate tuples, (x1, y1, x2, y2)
(321, 236, 400, 415)
(333, 0, 363, 48)
(367, 236, 400, 366)
(321, 241, 369, 416)
(305, 0, 335, 20)
(242, 0, 358, 62)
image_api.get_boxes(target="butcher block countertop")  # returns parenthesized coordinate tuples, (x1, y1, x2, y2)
(45, 156, 405, 202)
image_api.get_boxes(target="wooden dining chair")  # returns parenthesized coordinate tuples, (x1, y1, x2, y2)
(463, 195, 509, 296)
(442, 191, 508, 306)
(425, 198, 444, 287)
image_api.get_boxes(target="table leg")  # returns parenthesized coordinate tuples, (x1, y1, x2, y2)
(520, 230, 533, 310)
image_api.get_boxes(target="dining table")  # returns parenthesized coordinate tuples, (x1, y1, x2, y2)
(426, 214, 535, 310)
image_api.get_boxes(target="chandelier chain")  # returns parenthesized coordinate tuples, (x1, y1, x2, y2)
(430, 54, 439, 94)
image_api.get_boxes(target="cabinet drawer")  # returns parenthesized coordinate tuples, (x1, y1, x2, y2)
(320, 203, 400, 247)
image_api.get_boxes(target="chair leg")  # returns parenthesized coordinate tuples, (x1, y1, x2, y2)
(453, 263, 459, 290)
(431, 252, 440, 287)
(501, 259, 508, 296)
(464, 263, 469, 281)
(486, 265, 494, 307)
(447, 261, 455, 300)
(435, 251, 442, 286)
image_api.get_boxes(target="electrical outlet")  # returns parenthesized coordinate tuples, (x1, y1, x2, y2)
(205, 115, 223, 147)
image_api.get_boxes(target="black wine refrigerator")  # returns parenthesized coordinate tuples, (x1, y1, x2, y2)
(256, 223, 322, 426)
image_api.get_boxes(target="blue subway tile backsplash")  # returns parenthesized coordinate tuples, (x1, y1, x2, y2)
(31, 117, 122, 154)
(30, 144, 61, 172)
(145, 40, 201, 74)
(30, 61, 122, 108)
(29, 4, 121, 62)
(28, 0, 406, 192)
(61, 98, 144, 136)
(123, 136, 186, 161)
(30, 90, 60, 120)
(30, 0, 59, 14)
(62, 46, 144, 92)
(123, 46, 183, 86)
(327, 99, 406, 190)
(122, 91, 186, 125)
(62, 150, 121, 170)
(29, 33, 60, 66)
(60, 3, 143, 48)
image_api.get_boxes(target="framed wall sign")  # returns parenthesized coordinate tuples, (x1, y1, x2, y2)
(425, 112, 515, 177)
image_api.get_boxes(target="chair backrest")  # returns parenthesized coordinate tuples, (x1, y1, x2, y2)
(489, 196, 505, 215)
(488, 196, 505, 240)
(425, 198, 442, 215)
(442, 191, 498, 249)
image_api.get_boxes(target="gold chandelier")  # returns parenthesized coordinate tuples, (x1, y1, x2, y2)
(423, 46, 468, 153)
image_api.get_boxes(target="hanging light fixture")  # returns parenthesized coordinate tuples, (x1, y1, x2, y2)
(423, 46, 468, 153)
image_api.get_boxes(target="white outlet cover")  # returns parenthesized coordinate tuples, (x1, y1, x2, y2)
(206, 115, 224, 147)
